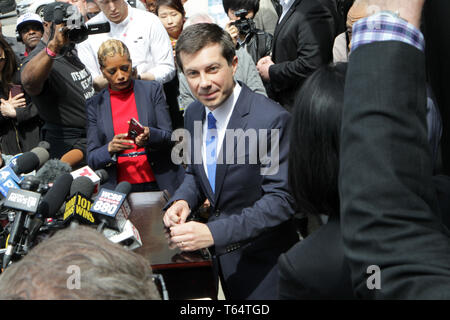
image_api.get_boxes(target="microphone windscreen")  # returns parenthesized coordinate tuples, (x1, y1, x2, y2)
(30, 147, 50, 168)
(35, 159, 72, 185)
(95, 169, 109, 185)
(60, 149, 84, 168)
(13, 152, 40, 175)
(70, 176, 95, 198)
(115, 181, 132, 196)
(38, 141, 51, 150)
(38, 173, 73, 218)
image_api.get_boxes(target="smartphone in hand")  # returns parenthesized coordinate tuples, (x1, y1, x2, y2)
(127, 117, 145, 141)
(10, 84, 23, 98)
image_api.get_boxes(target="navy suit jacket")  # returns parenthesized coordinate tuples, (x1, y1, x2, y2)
(169, 83, 298, 299)
(86, 80, 183, 195)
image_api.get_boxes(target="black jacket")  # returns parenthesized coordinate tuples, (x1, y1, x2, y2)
(269, 0, 336, 111)
(239, 29, 273, 65)
(340, 40, 450, 298)
(278, 215, 354, 299)
(0, 71, 41, 155)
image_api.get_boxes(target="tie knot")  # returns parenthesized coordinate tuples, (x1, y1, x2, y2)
(207, 112, 217, 129)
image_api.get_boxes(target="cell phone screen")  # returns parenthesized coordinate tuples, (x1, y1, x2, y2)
(10, 85, 23, 98)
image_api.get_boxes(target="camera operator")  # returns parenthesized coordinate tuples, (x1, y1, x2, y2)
(223, 0, 272, 65)
(20, 2, 95, 160)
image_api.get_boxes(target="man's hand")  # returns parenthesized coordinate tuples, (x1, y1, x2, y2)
(163, 200, 190, 227)
(357, 0, 425, 29)
(47, 22, 71, 54)
(107, 133, 134, 154)
(135, 126, 150, 147)
(256, 56, 274, 81)
(225, 21, 239, 46)
(168, 221, 214, 252)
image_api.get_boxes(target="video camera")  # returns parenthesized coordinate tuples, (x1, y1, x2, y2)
(231, 9, 256, 36)
(52, 3, 110, 44)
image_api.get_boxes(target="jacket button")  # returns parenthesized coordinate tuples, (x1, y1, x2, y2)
(215, 210, 220, 217)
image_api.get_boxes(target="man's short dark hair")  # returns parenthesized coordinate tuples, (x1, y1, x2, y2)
(0, 226, 161, 300)
(222, 0, 260, 16)
(175, 23, 236, 72)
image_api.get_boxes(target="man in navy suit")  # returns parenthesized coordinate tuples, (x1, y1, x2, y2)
(163, 23, 298, 300)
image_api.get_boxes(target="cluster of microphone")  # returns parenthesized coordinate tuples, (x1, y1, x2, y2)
(0, 144, 142, 271)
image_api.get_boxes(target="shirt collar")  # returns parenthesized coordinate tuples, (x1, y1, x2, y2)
(281, 0, 295, 7)
(204, 82, 241, 129)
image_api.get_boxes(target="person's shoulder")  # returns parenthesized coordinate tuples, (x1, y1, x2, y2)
(86, 89, 107, 108)
(134, 79, 163, 92)
(183, 100, 204, 119)
(241, 84, 289, 117)
(23, 41, 45, 63)
(130, 6, 159, 21)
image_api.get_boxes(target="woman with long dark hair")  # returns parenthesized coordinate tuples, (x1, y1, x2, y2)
(278, 63, 354, 299)
(0, 36, 40, 154)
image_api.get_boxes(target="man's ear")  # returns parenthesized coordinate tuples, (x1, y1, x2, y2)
(231, 55, 238, 75)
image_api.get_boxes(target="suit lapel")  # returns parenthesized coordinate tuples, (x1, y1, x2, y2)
(101, 89, 115, 142)
(133, 80, 148, 126)
(213, 85, 250, 202)
(273, 0, 303, 49)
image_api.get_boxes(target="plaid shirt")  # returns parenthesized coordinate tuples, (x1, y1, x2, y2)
(351, 12, 425, 53)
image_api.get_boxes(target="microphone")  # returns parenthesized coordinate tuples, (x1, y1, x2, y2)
(2, 180, 42, 269)
(63, 176, 96, 225)
(37, 141, 51, 151)
(0, 151, 44, 197)
(35, 159, 72, 186)
(95, 169, 109, 185)
(102, 219, 142, 250)
(91, 181, 132, 232)
(0, 167, 20, 198)
(60, 149, 84, 168)
(71, 165, 107, 195)
(10, 152, 40, 176)
(29, 147, 50, 169)
(36, 173, 73, 219)
(22, 174, 74, 254)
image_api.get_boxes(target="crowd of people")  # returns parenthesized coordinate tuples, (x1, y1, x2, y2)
(0, 0, 449, 300)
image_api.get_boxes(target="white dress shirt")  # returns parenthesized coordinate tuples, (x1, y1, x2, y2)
(77, 5, 175, 83)
(202, 82, 242, 177)
(279, 0, 296, 23)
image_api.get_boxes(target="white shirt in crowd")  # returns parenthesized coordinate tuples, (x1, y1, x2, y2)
(279, 0, 296, 23)
(77, 5, 175, 84)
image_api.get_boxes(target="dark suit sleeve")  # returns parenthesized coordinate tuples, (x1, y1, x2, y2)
(269, 3, 334, 92)
(86, 96, 114, 170)
(146, 82, 174, 150)
(15, 101, 39, 124)
(166, 108, 206, 211)
(339, 41, 450, 299)
(207, 110, 295, 255)
(168, 164, 206, 211)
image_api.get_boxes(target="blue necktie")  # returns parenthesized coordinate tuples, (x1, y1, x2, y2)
(206, 112, 217, 193)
